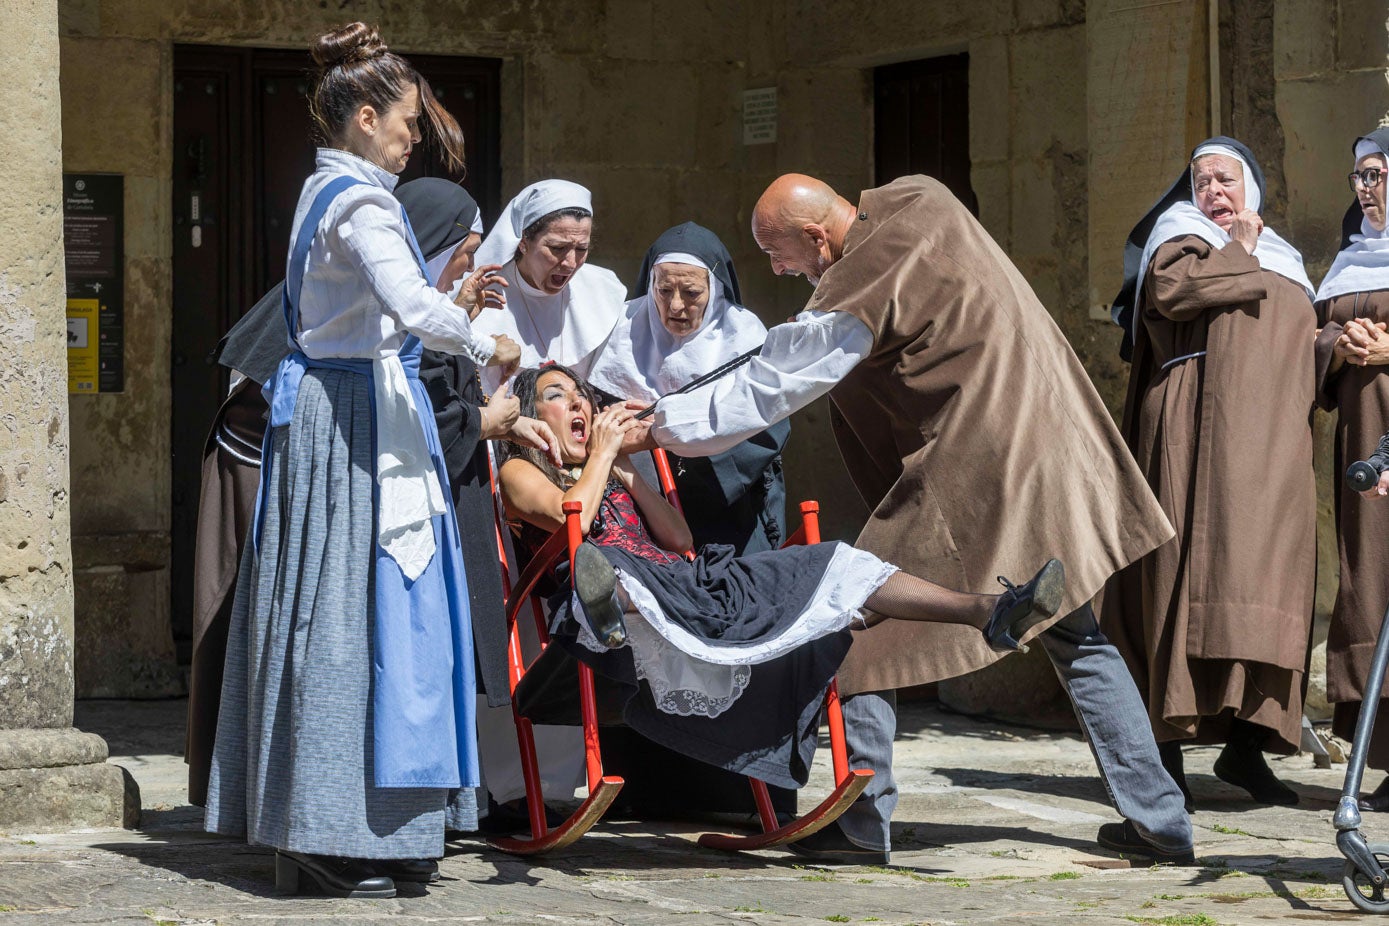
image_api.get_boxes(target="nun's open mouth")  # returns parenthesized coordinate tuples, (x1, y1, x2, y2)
(569, 415, 587, 443)
(1207, 204, 1233, 222)
(549, 272, 573, 290)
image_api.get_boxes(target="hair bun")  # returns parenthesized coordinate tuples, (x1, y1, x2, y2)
(311, 22, 388, 69)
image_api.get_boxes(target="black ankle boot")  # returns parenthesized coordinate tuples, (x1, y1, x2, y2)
(275, 851, 396, 898)
(983, 559, 1065, 653)
(1213, 720, 1299, 806)
(1158, 741, 1194, 813)
(374, 858, 439, 883)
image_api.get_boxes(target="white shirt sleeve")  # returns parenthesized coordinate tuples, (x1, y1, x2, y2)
(652, 309, 873, 456)
(335, 195, 496, 365)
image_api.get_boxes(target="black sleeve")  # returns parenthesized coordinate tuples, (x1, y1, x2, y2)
(419, 349, 484, 489)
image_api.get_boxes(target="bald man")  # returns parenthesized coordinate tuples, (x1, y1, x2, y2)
(650, 174, 1193, 865)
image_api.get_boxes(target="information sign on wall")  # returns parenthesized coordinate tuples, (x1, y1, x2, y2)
(743, 87, 778, 145)
(63, 173, 125, 393)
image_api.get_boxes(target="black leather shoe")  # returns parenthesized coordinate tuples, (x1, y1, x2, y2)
(1361, 776, 1389, 812)
(275, 851, 396, 898)
(983, 559, 1065, 653)
(1213, 747, 1299, 806)
(574, 542, 626, 648)
(1096, 820, 1195, 866)
(786, 822, 890, 866)
(478, 797, 569, 835)
(374, 858, 439, 883)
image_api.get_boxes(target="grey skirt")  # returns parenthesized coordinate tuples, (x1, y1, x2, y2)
(204, 368, 474, 859)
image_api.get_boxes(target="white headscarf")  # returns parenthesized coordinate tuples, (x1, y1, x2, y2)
(469, 179, 626, 392)
(588, 254, 768, 404)
(1316, 137, 1389, 303)
(1134, 142, 1314, 324)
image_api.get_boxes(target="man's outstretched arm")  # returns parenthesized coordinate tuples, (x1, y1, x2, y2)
(652, 309, 872, 456)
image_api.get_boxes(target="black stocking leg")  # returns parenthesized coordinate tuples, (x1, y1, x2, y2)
(862, 571, 994, 628)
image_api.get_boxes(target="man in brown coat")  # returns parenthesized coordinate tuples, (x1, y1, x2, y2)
(648, 173, 1193, 865)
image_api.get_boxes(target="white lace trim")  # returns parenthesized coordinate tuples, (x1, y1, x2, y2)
(572, 543, 897, 719)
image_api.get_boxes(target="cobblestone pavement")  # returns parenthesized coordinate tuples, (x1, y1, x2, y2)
(0, 699, 1369, 924)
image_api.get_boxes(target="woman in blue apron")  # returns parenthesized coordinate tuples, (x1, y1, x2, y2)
(204, 22, 520, 898)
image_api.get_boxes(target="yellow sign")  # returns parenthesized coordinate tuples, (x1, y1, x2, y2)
(67, 297, 99, 394)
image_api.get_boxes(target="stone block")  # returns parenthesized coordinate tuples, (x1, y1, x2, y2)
(1015, 0, 1086, 31)
(532, 57, 702, 168)
(59, 38, 165, 177)
(605, 0, 653, 58)
(1277, 70, 1389, 270)
(1274, 0, 1335, 80)
(1010, 26, 1086, 159)
(1337, 0, 1389, 71)
(969, 36, 1011, 164)
(775, 68, 872, 179)
(938, 647, 1074, 730)
(971, 160, 1011, 251)
(0, 569, 75, 731)
(58, 0, 100, 37)
(694, 64, 746, 173)
(0, 755, 136, 833)
(650, 0, 750, 63)
(73, 560, 182, 699)
(0, 729, 106, 770)
(783, 0, 1013, 66)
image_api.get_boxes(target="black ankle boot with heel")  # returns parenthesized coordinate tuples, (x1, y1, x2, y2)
(274, 851, 397, 898)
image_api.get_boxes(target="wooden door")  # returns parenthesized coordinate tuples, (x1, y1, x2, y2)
(874, 54, 977, 215)
(170, 46, 501, 657)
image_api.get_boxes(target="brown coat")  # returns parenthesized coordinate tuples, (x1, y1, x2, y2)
(186, 379, 264, 805)
(813, 175, 1174, 696)
(1316, 289, 1389, 768)
(1104, 236, 1316, 752)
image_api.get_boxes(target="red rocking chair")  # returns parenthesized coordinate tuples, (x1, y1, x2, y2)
(485, 447, 872, 855)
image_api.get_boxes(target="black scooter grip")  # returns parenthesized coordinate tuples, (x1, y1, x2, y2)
(1347, 430, 1389, 491)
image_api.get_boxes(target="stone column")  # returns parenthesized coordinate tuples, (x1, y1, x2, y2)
(0, 0, 135, 831)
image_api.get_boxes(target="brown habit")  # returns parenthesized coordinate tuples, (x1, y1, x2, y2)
(812, 175, 1174, 696)
(1316, 289, 1389, 768)
(1104, 236, 1316, 753)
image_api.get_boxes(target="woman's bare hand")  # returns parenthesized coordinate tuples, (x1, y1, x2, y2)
(480, 391, 519, 440)
(1362, 469, 1389, 500)
(589, 405, 636, 461)
(487, 334, 521, 376)
(510, 416, 562, 466)
(1339, 318, 1389, 366)
(1228, 209, 1264, 254)
(456, 263, 508, 320)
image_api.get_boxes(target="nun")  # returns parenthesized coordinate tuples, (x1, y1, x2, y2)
(1314, 127, 1389, 811)
(469, 179, 627, 393)
(589, 222, 789, 554)
(1103, 136, 1317, 809)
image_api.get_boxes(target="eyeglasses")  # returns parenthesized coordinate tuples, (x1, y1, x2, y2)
(1349, 168, 1384, 191)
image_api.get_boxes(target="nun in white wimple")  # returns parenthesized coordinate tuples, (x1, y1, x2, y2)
(1312, 127, 1389, 812)
(469, 180, 627, 394)
(589, 222, 789, 555)
(1103, 136, 1317, 811)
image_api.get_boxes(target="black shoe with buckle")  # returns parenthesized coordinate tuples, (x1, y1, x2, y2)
(374, 858, 439, 883)
(1096, 820, 1195, 866)
(573, 542, 626, 649)
(274, 851, 397, 898)
(983, 558, 1065, 653)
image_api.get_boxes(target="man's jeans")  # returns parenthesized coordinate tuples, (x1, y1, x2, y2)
(835, 603, 1193, 853)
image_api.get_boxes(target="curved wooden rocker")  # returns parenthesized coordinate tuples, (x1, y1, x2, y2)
(486, 447, 872, 855)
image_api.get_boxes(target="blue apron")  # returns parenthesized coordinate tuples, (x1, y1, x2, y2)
(253, 174, 479, 790)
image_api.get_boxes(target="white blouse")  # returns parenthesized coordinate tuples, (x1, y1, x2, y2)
(290, 148, 495, 365)
(651, 308, 874, 455)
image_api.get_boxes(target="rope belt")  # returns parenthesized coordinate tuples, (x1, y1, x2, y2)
(1160, 350, 1207, 372)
